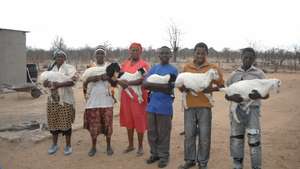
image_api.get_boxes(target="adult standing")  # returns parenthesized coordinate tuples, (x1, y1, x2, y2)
(44, 50, 77, 156)
(143, 46, 178, 168)
(83, 47, 115, 157)
(225, 47, 268, 169)
(178, 42, 224, 169)
(118, 42, 149, 156)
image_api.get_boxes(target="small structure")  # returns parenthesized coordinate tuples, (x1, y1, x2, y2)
(0, 28, 28, 86)
(0, 28, 41, 98)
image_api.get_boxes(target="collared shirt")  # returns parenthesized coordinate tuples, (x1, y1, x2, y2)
(146, 64, 178, 115)
(183, 61, 224, 108)
(226, 65, 265, 106)
(51, 63, 76, 105)
(85, 63, 114, 109)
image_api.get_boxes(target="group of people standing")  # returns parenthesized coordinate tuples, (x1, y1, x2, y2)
(44, 42, 268, 169)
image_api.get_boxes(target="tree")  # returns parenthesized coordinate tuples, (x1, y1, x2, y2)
(222, 48, 231, 63)
(51, 36, 67, 52)
(168, 21, 181, 62)
(293, 46, 300, 71)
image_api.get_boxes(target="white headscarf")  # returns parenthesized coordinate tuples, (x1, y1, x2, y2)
(94, 46, 106, 56)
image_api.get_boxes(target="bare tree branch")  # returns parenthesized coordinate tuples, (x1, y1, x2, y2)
(167, 21, 181, 62)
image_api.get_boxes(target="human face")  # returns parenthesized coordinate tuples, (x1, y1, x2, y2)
(193, 47, 207, 66)
(95, 50, 105, 64)
(55, 54, 65, 66)
(241, 51, 255, 70)
(130, 47, 141, 61)
(159, 48, 172, 65)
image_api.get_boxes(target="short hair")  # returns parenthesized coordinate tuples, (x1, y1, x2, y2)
(194, 42, 208, 54)
(159, 46, 171, 51)
(241, 47, 256, 57)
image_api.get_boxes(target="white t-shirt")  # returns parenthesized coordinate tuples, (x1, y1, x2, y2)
(85, 63, 114, 109)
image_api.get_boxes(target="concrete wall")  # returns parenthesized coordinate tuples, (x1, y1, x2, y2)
(0, 29, 27, 86)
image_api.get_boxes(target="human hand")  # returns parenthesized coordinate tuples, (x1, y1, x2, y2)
(178, 85, 190, 92)
(101, 74, 110, 81)
(249, 90, 262, 100)
(225, 94, 243, 103)
(163, 87, 173, 95)
(43, 80, 51, 88)
(87, 75, 102, 83)
(118, 80, 129, 89)
(71, 74, 79, 81)
(51, 82, 60, 90)
(202, 87, 212, 93)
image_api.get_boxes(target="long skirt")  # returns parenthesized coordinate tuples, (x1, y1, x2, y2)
(83, 107, 113, 139)
(120, 88, 148, 133)
(47, 101, 75, 134)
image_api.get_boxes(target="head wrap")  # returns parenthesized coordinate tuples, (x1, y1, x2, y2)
(129, 42, 142, 56)
(53, 49, 67, 60)
(95, 45, 107, 56)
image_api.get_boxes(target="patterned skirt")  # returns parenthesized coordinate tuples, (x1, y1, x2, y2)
(83, 107, 113, 139)
(47, 93, 75, 132)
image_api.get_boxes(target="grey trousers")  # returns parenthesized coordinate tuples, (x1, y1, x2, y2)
(184, 107, 212, 165)
(230, 105, 262, 169)
(147, 113, 172, 161)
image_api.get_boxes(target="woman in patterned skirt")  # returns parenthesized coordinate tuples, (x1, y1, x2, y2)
(83, 47, 115, 157)
(44, 50, 77, 156)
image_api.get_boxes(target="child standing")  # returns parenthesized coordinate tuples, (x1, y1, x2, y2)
(143, 46, 178, 168)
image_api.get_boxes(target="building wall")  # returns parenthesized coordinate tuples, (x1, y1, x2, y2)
(0, 30, 26, 86)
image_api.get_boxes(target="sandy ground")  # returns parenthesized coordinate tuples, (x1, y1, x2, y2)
(0, 73, 300, 169)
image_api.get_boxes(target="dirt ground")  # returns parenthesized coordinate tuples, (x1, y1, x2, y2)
(0, 73, 299, 169)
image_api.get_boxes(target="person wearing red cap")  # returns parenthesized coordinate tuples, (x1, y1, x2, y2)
(118, 43, 150, 156)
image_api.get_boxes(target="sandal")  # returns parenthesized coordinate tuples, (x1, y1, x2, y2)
(107, 147, 114, 156)
(88, 148, 97, 157)
(123, 147, 135, 153)
(136, 147, 144, 156)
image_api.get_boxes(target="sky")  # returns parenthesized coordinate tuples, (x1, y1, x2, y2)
(1, 0, 300, 51)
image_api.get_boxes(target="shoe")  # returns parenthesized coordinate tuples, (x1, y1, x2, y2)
(178, 161, 196, 169)
(136, 147, 144, 157)
(158, 159, 168, 168)
(146, 156, 160, 164)
(198, 163, 208, 169)
(233, 158, 243, 169)
(107, 147, 114, 156)
(88, 148, 97, 157)
(48, 144, 59, 155)
(123, 147, 135, 153)
(64, 146, 72, 156)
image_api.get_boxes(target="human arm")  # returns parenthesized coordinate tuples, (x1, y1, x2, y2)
(142, 81, 173, 94)
(225, 94, 244, 103)
(248, 90, 269, 100)
(202, 66, 225, 93)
